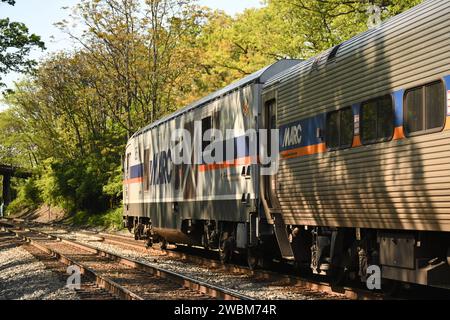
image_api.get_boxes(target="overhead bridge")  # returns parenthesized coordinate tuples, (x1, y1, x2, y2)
(0, 164, 32, 207)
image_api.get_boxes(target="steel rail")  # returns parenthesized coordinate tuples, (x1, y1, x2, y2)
(2, 218, 382, 300)
(93, 231, 383, 300)
(2, 222, 252, 301)
(3, 226, 144, 300)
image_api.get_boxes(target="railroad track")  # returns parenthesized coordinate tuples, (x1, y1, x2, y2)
(0, 226, 117, 300)
(0, 220, 252, 301)
(4, 218, 450, 300)
(95, 232, 382, 300)
(2, 218, 382, 300)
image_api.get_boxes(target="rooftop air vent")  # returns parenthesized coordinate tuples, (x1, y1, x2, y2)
(327, 44, 341, 62)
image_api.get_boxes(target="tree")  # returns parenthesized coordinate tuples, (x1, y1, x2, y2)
(0, 0, 424, 216)
(0, 0, 45, 88)
(56, 0, 206, 136)
(261, 0, 422, 56)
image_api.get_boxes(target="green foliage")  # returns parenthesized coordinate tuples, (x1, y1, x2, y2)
(69, 207, 123, 230)
(7, 176, 42, 214)
(0, 0, 422, 226)
(34, 158, 109, 214)
(103, 164, 123, 205)
(0, 0, 45, 87)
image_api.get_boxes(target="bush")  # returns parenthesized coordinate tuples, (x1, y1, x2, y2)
(70, 207, 123, 230)
(6, 155, 123, 223)
(7, 177, 42, 215)
(35, 157, 112, 214)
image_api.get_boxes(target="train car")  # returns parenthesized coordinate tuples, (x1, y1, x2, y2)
(123, 59, 301, 260)
(262, 0, 450, 287)
(124, 0, 450, 288)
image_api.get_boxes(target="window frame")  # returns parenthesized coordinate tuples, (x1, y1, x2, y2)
(360, 94, 395, 146)
(143, 149, 150, 191)
(403, 80, 446, 138)
(325, 106, 354, 151)
(201, 115, 212, 153)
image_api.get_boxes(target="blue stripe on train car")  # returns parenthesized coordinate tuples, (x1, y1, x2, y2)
(130, 164, 143, 179)
(128, 135, 251, 176)
(393, 89, 404, 127)
(444, 75, 450, 116)
(444, 75, 450, 90)
(279, 114, 325, 152)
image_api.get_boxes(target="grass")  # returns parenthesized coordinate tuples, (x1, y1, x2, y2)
(69, 207, 124, 230)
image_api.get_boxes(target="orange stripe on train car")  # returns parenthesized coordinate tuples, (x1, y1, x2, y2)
(393, 126, 405, 140)
(123, 177, 144, 185)
(445, 116, 450, 131)
(199, 156, 254, 172)
(280, 143, 327, 160)
(352, 135, 362, 148)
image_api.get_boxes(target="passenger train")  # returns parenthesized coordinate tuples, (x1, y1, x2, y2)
(124, 0, 450, 288)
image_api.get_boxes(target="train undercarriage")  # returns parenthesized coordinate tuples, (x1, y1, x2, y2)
(290, 226, 450, 289)
(124, 216, 278, 268)
(124, 215, 450, 290)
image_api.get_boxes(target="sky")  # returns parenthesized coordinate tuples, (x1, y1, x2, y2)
(0, 0, 263, 111)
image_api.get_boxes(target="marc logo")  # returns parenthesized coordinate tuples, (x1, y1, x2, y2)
(282, 124, 302, 148)
(66, 265, 81, 290)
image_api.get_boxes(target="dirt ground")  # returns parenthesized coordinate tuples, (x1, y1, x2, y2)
(13, 205, 66, 224)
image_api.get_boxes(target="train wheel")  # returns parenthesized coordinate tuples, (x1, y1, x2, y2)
(145, 238, 153, 249)
(219, 239, 233, 263)
(201, 234, 210, 250)
(247, 246, 260, 270)
(382, 279, 400, 297)
(329, 266, 347, 286)
(329, 250, 351, 286)
(160, 239, 168, 250)
(134, 229, 141, 240)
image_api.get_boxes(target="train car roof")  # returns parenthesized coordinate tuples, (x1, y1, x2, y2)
(132, 59, 302, 138)
(264, 0, 439, 90)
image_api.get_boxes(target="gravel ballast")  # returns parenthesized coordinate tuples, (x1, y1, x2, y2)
(0, 232, 78, 300)
(37, 228, 344, 300)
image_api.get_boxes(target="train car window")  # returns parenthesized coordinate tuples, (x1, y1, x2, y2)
(213, 110, 221, 130)
(183, 121, 195, 199)
(426, 82, 445, 129)
(202, 116, 212, 152)
(143, 149, 150, 191)
(378, 95, 394, 139)
(326, 107, 353, 150)
(361, 100, 377, 142)
(360, 95, 394, 144)
(340, 108, 354, 147)
(126, 153, 131, 179)
(326, 111, 339, 149)
(404, 81, 445, 136)
(405, 87, 424, 133)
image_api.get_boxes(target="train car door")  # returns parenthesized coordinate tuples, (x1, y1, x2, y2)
(262, 99, 279, 210)
(261, 98, 294, 260)
(125, 152, 131, 212)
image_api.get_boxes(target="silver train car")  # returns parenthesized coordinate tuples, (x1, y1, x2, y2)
(123, 59, 301, 250)
(124, 0, 450, 288)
